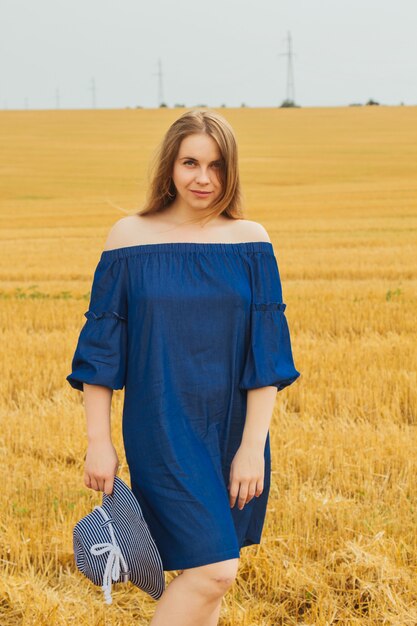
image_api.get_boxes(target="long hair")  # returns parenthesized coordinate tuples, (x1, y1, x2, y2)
(136, 108, 245, 226)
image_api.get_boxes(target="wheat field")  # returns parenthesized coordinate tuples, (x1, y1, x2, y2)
(0, 105, 416, 625)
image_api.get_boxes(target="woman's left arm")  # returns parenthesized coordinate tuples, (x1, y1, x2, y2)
(228, 386, 277, 509)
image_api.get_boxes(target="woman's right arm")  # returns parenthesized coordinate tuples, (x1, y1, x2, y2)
(83, 383, 119, 495)
(66, 222, 130, 494)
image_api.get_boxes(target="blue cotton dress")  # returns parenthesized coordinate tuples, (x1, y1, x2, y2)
(66, 241, 300, 571)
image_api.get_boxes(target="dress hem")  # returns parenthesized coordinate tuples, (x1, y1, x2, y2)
(240, 538, 260, 549)
(162, 538, 263, 571)
(163, 547, 241, 572)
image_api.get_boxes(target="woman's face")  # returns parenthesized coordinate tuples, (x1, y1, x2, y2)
(171, 133, 223, 210)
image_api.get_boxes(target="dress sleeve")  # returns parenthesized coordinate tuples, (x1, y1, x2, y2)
(66, 255, 129, 392)
(239, 250, 301, 392)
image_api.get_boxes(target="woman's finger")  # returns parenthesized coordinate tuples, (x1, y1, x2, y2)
(246, 480, 257, 504)
(255, 479, 264, 496)
(104, 476, 115, 495)
(229, 477, 240, 508)
(237, 481, 249, 509)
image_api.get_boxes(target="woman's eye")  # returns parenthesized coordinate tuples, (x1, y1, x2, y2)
(183, 160, 222, 167)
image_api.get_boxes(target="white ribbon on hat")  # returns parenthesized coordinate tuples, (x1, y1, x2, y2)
(90, 505, 130, 605)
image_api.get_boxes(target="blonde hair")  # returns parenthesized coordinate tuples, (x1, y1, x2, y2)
(136, 108, 245, 226)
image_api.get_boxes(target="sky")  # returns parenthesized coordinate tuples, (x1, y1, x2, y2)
(1, 0, 416, 110)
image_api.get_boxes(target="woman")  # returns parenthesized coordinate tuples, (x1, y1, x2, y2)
(66, 108, 301, 625)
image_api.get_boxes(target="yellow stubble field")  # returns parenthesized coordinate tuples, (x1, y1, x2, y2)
(0, 105, 416, 625)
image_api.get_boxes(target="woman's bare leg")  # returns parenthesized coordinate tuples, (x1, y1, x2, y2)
(149, 558, 239, 626)
(206, 598, 222, 626)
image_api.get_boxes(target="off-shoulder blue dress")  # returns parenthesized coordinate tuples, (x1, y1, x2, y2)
(66, 241, 300, 571)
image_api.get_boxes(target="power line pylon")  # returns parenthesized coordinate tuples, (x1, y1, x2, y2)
(278, 30, 297, 107)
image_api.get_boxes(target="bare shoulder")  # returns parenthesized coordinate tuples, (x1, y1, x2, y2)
(234, 219, 271, 243)
(103, 215, 146, 251)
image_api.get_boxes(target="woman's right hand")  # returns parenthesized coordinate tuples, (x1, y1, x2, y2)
(84, 439, 119, 495)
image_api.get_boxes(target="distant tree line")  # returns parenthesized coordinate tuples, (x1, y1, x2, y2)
(128, 97, 407, 109)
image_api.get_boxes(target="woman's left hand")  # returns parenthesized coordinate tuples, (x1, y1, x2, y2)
(228, 443, 265, 509)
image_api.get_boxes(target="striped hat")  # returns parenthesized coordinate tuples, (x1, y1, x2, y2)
(73, 475, 165, 604)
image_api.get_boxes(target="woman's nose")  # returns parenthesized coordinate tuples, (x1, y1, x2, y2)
(195, 168, 211, 183)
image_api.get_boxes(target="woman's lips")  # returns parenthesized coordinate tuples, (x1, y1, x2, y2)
(191, 190, 212, 197)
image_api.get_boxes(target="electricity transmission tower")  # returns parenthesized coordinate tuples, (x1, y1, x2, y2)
(90, 77, 97, 109)
(154, 58, 165, 107)
(278, 31, 297, 107)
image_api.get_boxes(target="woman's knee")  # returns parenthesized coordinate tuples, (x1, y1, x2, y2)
(182, 558, 239, 599)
